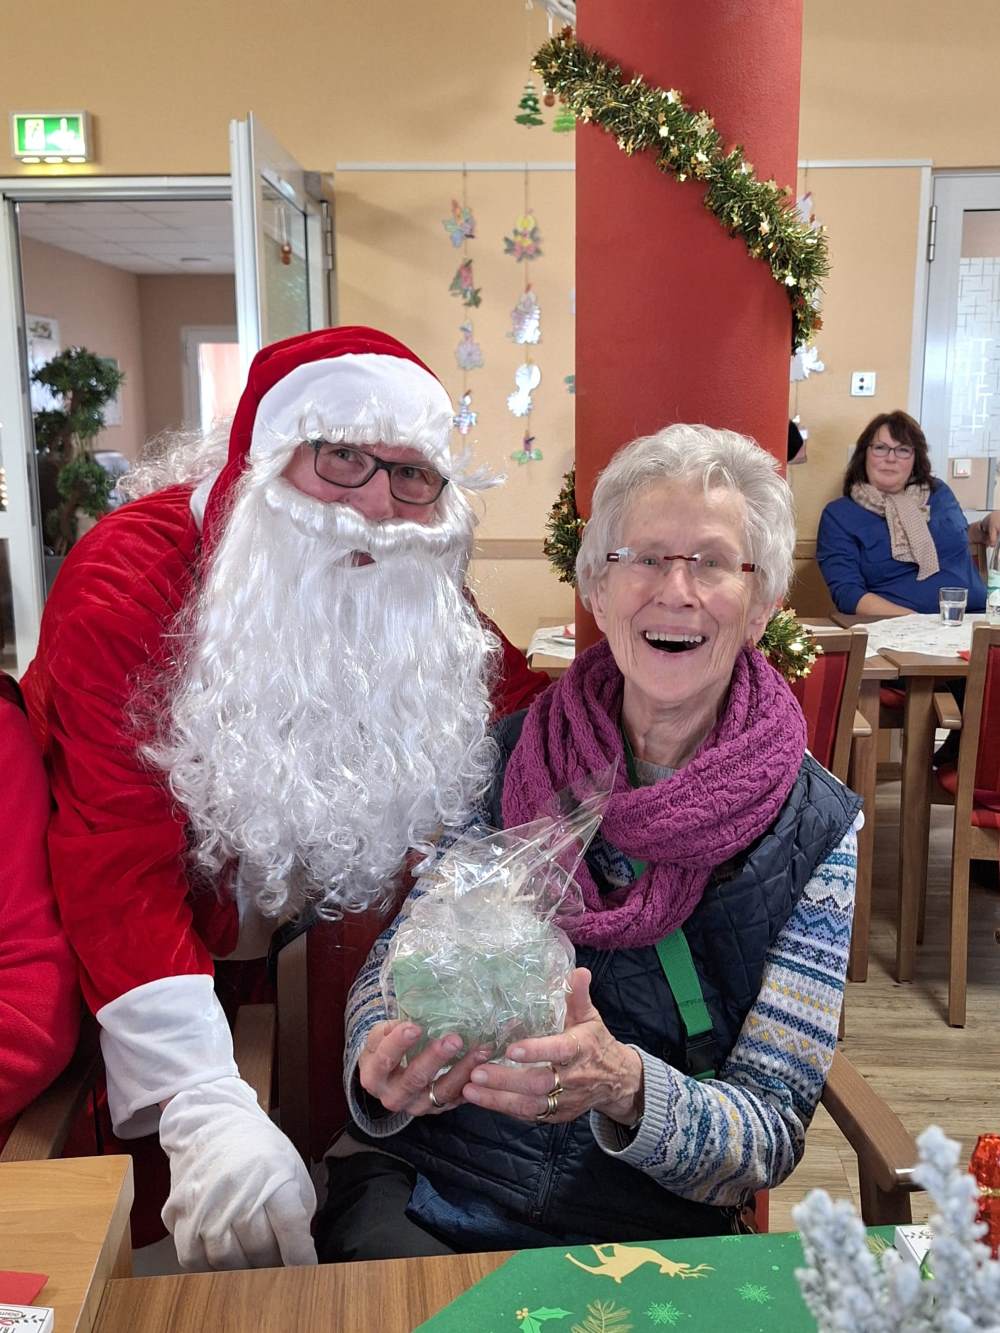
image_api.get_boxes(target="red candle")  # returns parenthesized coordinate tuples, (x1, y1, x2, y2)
(969, 1134, 1000, 1257)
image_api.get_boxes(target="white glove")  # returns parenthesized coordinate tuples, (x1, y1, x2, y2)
(159, 1076, 317, 1270)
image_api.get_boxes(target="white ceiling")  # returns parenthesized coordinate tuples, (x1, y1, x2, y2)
(17, 199, 235, 275)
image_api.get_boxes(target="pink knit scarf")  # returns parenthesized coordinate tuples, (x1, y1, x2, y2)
(502, 639, 807, 950)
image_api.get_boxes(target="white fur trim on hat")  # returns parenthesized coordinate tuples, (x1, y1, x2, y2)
(250, 353, 455, 469)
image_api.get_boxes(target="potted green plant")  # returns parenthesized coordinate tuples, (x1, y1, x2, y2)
(31, 346, 125, 563)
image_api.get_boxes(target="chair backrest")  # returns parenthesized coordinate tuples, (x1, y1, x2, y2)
(277, 909, 394, 1165)
(951, 624, 1000, 822)
(790, 627, 868, 782)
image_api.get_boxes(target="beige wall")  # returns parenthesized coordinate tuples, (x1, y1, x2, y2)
(6, 0, 1000, 637)
(787, 166, 925, 540)
(19, 237, 147, 460)
(137, 276, 236, 438)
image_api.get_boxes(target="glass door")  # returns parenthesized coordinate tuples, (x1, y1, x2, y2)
(922, 173, 1000, 518)
(0, 195, 45, 674)
(229, 114, 333, 372)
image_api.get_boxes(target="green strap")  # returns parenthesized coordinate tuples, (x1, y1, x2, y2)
(621, 722, 717, 1081)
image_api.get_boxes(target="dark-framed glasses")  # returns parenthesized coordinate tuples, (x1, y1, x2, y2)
(869, 442, 914, 460)
(606, 547, 756, 587)
(311, 441, 448, 505)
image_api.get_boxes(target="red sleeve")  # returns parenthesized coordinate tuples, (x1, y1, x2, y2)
(24, 499, 222, 1014)
(480, 611, 550, 718)
(0, 699, 80, 1125)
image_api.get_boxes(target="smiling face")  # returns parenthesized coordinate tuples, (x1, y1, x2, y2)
(865, 424, 916, 495)
(590, 481, 772, 722)
(282, 441, 442, 525)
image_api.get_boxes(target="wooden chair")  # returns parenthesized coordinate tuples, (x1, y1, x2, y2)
(790, 627, 868, 783)
(257, 933, 921, 1228)
(917, 623, 1000, 1026)
(0, 1018, 100, 1163)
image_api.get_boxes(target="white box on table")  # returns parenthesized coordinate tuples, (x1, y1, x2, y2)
(0, 1307, 54, 1331)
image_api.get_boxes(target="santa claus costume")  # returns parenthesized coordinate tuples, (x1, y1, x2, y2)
(23, 326, 547, 1269)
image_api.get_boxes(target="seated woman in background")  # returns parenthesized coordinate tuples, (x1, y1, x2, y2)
(317, 425, 861, 1260)
(0, 672, 80, 1148)
(817, 410, 999, 616)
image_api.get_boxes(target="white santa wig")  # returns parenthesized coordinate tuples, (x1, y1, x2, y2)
(145, 327, 500, 919)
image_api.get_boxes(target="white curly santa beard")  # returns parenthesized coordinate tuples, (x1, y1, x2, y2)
(149, 469, 498, 920)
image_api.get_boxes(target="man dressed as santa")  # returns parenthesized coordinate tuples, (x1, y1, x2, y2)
(22, 326, 547, 1271)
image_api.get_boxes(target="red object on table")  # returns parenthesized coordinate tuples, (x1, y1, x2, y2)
(970, 1133, 1000, 1257)
(0, 1272, 47, 1304)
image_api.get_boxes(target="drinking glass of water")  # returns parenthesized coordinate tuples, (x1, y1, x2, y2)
(939, 586, 967, 625)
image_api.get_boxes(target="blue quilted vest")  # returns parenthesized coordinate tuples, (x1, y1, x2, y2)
(374, 713, 861, 1246)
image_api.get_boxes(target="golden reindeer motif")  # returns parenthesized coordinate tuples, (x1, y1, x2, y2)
(564, 1243, 714, 1285)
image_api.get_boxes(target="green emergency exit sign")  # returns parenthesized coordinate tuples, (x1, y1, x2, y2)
(11, 111, 92, 163)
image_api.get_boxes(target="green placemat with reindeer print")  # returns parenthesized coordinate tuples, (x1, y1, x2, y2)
(415, 1229, 896, 1332)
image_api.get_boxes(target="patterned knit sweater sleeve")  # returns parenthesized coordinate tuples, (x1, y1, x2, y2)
(589, 822, 858, 1206)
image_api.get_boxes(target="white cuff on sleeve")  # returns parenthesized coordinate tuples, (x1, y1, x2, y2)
(97, 974, 239, 1138)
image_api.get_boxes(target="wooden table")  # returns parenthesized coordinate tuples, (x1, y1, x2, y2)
(877, 649, 969, 985)
(0, 1156, 133, 1332)
(96, 1249, 512, 1333)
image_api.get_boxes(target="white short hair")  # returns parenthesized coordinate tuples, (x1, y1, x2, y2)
(576, 424, 795, 609)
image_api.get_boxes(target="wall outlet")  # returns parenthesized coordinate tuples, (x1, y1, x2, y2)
(952, 458, 972, 478)
(851, 371, 877, 396)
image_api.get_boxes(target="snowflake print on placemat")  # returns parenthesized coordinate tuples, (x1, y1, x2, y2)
(646, 1299, 684, 1326)
(736, 1282, 773, 1305)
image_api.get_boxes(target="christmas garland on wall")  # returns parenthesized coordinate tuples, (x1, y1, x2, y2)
(532, 29, 828, 349)
(544, 469, 819, 681)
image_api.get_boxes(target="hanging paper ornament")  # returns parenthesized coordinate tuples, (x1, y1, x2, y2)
(503, 211, 543, 262)
(442, 198, 476, 248)
(449, 259, 482, 308)
(552, 101, 576, 133)
(455, 321, 484, 371)
(507, 289, 542, 344)
(452, 390, 477, 436)
(514, 81, 544, 127)
(564, 373, 575, 394)
(507, 362, 541, 417)
(511, 430, 543, 465)
(790, 345, 825, 382)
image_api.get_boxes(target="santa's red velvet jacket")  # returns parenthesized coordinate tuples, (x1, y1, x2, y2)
(0, 677, 80, 1145)
(22, 482, 547, 1017)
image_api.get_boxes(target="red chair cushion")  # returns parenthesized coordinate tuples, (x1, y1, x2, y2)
(880, 686, 906, 710)
(791, 650, 850, 769)
(935, 763, 1000, 827)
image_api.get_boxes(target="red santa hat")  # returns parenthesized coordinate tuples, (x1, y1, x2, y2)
(203, 326, 454, 548)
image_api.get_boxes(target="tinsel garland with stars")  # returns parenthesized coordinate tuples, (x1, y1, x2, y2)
(544, 470, 820, 682)
(532, 28, 829, 349)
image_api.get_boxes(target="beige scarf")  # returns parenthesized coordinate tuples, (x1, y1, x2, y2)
(851, 481, 939, 580)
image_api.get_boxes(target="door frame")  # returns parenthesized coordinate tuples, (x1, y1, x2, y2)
(916, 168, 1000, 513)
(0, 174, 230, 671)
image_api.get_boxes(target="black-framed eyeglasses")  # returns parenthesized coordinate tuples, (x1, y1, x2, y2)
(310, 441, 448, 506)
(868, 442, 915, 460)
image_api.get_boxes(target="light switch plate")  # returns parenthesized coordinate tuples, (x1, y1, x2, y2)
(851, 371, 877, 396)
(952, 458, 972, 478)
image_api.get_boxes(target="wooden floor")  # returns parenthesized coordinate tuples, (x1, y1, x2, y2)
(770, 779, 1000, 1231)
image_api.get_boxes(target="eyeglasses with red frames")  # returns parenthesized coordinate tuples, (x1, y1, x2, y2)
(606, 547, 756, 587)
(310, 441, 448, 505)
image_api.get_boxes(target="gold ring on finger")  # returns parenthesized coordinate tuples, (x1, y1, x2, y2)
(536, 1088, 561, 1121)
(558, 1034, 582, 1068)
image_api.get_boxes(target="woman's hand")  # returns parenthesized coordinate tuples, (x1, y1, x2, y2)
(359, 1021, 491, 1117)
(981, 510, 1000, 548)
(462, 968, 644, 1127)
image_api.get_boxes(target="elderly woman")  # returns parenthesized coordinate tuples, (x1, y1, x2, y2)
(318, 425, 861, 1260)
(817, 410, 999, 616)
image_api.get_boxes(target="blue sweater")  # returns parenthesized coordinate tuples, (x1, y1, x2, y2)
(817, 482, 986, 614)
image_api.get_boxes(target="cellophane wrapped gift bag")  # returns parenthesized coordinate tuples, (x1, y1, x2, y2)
(381, 772, 612, 1064)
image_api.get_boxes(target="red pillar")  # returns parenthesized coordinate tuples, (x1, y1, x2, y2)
(575, 0, 803, 646)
